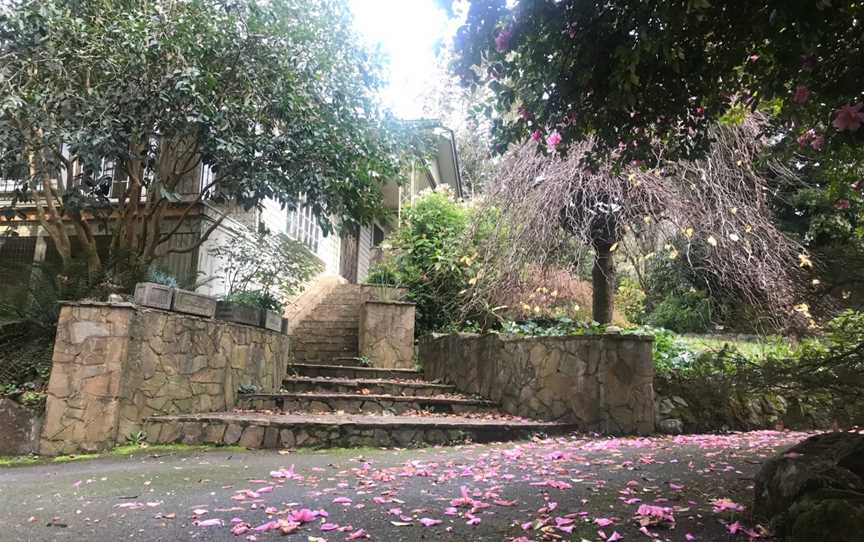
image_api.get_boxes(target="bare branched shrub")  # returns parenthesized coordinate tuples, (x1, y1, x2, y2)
(466, 116, 808, 331)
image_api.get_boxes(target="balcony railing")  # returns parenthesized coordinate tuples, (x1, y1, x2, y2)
(1, 164, 214, 204)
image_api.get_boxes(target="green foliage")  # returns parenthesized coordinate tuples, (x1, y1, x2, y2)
(222, 290, 283, 313)
(365, 261, 400, 286)
(500, 317, 603, 337)
(377, 190, 480, 333)
(1, 0, 423, 276)
(637, 327, 698, 378)
(210, 232, 323, 302)
(125, 431, 147, 446)
(0, 259, 119, 330)
(645, 291, 713, 334)
(237, 383, 259, 395)
(616, 277, 646, 324)
(450, 0, 863, 171)
(146, 269, 178, 289)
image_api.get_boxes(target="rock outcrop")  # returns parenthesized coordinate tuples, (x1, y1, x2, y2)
(754, 432, 864, 542)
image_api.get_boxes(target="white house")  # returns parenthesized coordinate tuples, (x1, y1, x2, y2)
(0, 124, 463, 304)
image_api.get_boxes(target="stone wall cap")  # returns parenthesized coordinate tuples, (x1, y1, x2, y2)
(59, 300, 137, 309)
(421, 331, 653, 343)
(60, 300, 289, 337)
(364, 300, 416, 307)
(498, 333, 654, 342)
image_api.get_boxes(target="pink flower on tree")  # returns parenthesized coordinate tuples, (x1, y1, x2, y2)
(832, 103, 864, 132)
(810, 134, 825, 151)
(797, 129, 824, 151)
(530, 129, 542, 142)
(495, 27, 513, 52)
(518, 106, 533, 121)
(834, 199, 851, 210)
(546, 131, 562, 150)
(792, 85, 810, 105)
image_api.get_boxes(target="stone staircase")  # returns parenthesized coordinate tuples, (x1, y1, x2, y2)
(143, 276, 576, 449)
(289, 284, 364, 364)
(144, 361, 576, 449)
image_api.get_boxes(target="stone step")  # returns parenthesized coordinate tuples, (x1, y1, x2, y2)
(294, 320, 359, 330)
(293, 356, 367, 367)
(292, 337, 358, 346)
(238, 391, 497, 415)
(144, 411, 576, 449)
(292, 345, 356, 352)
(288, 363, 421, 380)
(303, 305, 361, 314)
(292, 350, 360, 361)
(291, 353, 361, 365)
(281, 376, 454, 397)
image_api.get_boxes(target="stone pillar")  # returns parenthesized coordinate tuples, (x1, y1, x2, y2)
(40, 303, 134, 455)
(359, 301, 416, 369)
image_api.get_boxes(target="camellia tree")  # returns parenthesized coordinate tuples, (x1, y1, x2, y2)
(0, 0, 419, 283)
(444, 0, 862, 323)
(447, 1, 862, 165)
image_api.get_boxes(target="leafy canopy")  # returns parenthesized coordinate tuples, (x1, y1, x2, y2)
(448, 0, 863, 168)
(0, 0, 420, 273)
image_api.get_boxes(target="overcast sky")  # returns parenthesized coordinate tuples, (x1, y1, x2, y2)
(348, 0, 464, 119)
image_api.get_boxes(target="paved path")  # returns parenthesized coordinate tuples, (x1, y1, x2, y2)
(0, 431, 813, 542)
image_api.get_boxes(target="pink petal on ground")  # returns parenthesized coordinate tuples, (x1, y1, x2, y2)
(420, 517, 443, 527)
(346, 529, 369, 540)
(288, 508, 319, 523)
(711, 498, 746, 513)
(196, 518, 224, 527)
(253, 520, 279, 532)
(595, 518, 614, 527)
(608, 532, 623, 541)
(727, 521, 741, 534)
(639, 526, 656, 538)
(231, 523, 251, 535)
(320, 523, 339, 531)
(333, 497, 352, 505)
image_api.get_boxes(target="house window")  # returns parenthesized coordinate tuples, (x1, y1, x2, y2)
(373, 224, 385, 247)
(287, 201, 320, 252)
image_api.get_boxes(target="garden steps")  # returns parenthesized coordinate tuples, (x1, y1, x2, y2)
(280, 375, 455, 397)
(143, 411, 576, 449)
(287, 282, 367, 364)
(237, 391, 498, 415)
(288, 362, 421, 380)
(143, 361, 576, 449)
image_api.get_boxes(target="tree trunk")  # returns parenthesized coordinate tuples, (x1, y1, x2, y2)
(592, 242, 615, 324)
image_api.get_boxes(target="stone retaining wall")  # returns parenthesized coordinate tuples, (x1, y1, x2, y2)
(420, 333, 655, 434)
(0, 398, 42, 455)
(359, 301, 416, 369)
(40, 302, 289, 455)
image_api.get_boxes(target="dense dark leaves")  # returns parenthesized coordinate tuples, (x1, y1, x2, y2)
(0, 0, 423, 273)
(450, 0, 863, 166)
